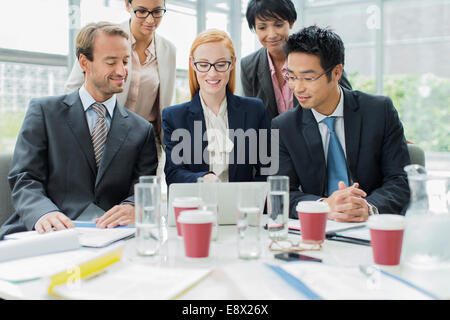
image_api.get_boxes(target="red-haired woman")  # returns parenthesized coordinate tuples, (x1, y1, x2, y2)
(162, 29, 270, 186)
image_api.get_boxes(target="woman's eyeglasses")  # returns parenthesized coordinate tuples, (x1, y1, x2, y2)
(133, 7, 166, 19)
(269, 239, 322, 253)
(193, 60, 232, 73)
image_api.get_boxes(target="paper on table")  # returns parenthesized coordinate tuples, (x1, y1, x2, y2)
(0, 229, 80, 263)
(0, 242, 126, 283)
(5, 226, 136, 248)
(216, 261, 307, 300)
(288, 218, 366, 234)
(271, 262, 438, 300)
(0, 248, 100, 282)
(50, 264, 213, 300)
(48, 243, 125, 296)
(338, 226, 371, 241)
(0, 279, 24, 299)
(76, 227, 135, 248)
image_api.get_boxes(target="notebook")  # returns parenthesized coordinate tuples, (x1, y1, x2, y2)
(50, 263, 213, 300)
(267, 262, 439, 300)
(0, 229, 80, 263)
(4, 224, 135, 248)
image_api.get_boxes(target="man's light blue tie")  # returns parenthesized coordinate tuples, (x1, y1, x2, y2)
(322, 116, 348, 196)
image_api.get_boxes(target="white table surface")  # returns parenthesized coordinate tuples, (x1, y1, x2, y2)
(0, 223, 449, 300)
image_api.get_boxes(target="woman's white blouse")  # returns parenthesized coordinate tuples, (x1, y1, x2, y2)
(200, 94, 234, 182)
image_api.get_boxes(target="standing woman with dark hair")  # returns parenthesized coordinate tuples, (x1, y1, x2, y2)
(241, 0, 352, 120)
(65, 0, 175, 175)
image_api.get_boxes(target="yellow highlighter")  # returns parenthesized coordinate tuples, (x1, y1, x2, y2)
(48, 244, 125, 298)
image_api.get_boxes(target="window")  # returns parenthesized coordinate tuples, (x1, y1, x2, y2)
(300, 0, 450, 172)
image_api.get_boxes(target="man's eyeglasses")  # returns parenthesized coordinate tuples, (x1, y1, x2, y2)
(133, 7, 166, 19)
(283, 66, 334, 85)
(193, 60, 232, 73)
(269, 239, 322, 253)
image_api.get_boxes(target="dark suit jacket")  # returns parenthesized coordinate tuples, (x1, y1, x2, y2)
(241, 47, 353, 120)
(162, 91, 270, 185)
(271, 87, 411, 218)
(0, 90, 158, 239)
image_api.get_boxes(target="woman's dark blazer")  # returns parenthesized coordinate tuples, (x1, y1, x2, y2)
(241, 47, 353, 120)
(162, 90, 271, 186)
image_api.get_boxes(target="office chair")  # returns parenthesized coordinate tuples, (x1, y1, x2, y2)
(407, 144, 426, 167)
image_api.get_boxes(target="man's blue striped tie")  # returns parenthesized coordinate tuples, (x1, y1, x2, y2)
(322, 116, 348, 196)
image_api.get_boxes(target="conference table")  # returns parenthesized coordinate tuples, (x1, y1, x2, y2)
(0, 218, 449, 301)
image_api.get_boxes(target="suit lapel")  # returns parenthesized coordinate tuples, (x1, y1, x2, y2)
(226, 92, 246, 182)
(257, 48, 278, 119)
(187, 94, 209, 172)
(342, 88, 361, 183)
(300, 108, 327, 195)
(63, 91, 97, 176)
(95, 103, 130, 187)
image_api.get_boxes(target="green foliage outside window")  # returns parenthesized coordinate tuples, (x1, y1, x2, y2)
(349, 72, 450, 152)
(0, 111, 25, 153)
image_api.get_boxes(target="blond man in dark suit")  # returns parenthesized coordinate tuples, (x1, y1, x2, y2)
(0, 22, 158, 239)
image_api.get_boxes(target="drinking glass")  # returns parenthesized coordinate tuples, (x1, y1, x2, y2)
(237, 183, 268, 259)
(139, 176, 166, 242)
(197, 176, 219, 240)
(267, 176, 289, 240)
(135, 183, 160, 256)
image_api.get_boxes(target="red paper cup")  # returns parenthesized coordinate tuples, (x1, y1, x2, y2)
(173, 197, 201, 236)
(368, 214, 406, 266)
(178, 210, 214, 258)
(296, 201, 329, 244)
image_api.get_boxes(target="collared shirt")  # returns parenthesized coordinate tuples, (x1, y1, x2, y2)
(200, 94, 234, 182)
(267, 50, 293, 114)
(125, 33, 160, 122)
(311, 86, 346, 162)
(79, 85, 115, 133)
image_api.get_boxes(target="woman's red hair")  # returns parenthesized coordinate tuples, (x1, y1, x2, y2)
(189, 29, 236, 99)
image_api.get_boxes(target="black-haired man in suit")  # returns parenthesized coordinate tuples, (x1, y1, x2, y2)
(272, 26, 410, 221)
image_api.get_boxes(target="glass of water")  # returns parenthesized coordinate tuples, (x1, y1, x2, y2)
(267, 176, 289, 240)
(139, 176, 166, 242)
(197, 176, 219, 241)
(237, 183, 268, 259)
(135, 182, 160, 256)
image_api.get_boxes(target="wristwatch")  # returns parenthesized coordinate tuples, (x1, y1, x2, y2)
(367, 202, 379, 215)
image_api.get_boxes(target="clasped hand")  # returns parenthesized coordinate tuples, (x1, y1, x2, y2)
(323, 181, 370, 222)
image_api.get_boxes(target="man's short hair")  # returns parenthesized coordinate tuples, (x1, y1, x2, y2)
(245, 0, 297, 31)
(284, 25, 345, 80)
(75, 22, 129, 61)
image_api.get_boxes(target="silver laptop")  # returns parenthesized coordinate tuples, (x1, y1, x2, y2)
(167, 182, 268, 226)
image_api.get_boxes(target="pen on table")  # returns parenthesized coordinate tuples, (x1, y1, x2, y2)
(73, 222, 135, 229)
(288, 228, 301, 235)
(326, 232, 371, 246)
